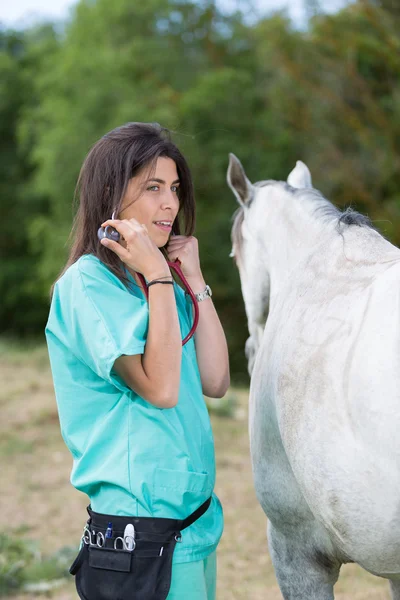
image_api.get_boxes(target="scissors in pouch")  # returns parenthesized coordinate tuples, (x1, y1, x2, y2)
(83, 526, 135, 551)
(113, 535, 136, 551)
(82, 526, 105, 548)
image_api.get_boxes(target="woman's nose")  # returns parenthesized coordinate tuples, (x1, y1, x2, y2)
(161, 189, 179, 209)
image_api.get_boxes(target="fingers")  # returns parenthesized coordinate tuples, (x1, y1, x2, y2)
(100, 216, 153, 270)
(100, 237, 132, 262)
(100, 220, 149, 245)
(99, 219, 147, 259)
(166, 241, 188, 254)
(167, 234, 192, 243)
(167, 239, 196, 257)
(166, 240, 184, 249)
(166, 236, 188, 247)
(168, 234, 189, 244)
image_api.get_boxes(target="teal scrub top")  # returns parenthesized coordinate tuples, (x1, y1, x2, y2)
(44, 254, 224, 564)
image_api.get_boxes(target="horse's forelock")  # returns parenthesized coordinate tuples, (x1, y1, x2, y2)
(254, 180, 274, 188)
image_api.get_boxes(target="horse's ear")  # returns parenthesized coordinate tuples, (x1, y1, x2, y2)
(287, 161, 313, 189)
(227, 153, 253, 207)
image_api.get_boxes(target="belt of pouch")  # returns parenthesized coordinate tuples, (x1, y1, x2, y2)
(69, 497, 212, 600)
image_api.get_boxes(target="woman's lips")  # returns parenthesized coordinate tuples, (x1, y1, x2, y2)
(153, 222, 172, 231)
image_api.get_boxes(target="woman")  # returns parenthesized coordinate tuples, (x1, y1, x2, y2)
(44, 122, 229, 600)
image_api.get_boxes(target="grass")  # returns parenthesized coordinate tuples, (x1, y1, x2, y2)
(0, 534, 76, 597)
(0, 337, 391, 599)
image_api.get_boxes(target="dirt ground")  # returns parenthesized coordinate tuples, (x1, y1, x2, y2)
(0, 339, 390, 599)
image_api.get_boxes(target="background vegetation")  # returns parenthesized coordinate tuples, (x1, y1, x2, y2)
(1, 0, 399, 381)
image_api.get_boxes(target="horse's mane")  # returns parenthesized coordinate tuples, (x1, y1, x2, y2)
(293, 186, 376, 233)
(231, 181, 377, 257)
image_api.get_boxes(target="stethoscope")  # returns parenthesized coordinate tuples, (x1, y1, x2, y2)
(97, 212, 199, 346)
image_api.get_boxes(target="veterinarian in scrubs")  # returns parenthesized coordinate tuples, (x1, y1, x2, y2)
(45, 122, 229, 600)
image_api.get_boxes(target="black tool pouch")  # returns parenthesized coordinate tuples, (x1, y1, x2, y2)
(69, 497, 211, 600)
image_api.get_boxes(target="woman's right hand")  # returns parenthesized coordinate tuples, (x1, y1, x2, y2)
(99, 217, 169, 280)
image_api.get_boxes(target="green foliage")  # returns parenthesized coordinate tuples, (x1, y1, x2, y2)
(0, 533, 34, 595)
(0, 26, 59, 334)
(22, 544, 76, 585)
(0, 532, 76, 596)
(1, 0, 400, 381)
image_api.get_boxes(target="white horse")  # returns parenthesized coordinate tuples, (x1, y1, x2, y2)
(227, 153, 400, 599)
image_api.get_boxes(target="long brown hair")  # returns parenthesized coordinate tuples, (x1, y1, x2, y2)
(50, 122, 195, 298)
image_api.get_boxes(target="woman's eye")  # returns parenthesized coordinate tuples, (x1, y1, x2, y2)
(147, 185, 180, 193)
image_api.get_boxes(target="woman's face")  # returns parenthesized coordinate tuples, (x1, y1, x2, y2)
(118, 157, 180, 247)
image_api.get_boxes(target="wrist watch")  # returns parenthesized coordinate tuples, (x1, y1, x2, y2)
(194, 284, 212, 302)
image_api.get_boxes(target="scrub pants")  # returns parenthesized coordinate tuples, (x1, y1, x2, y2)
(167, 551, 217, 600)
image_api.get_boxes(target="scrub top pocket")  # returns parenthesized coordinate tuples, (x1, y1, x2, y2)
(152, 468, 213, 520)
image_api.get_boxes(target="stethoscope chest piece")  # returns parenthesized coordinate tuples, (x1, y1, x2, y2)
(97, 225, 120, 242)
(97, 210, 120, 243)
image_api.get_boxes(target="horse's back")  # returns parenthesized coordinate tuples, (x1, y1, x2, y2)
(253, 231, 400, 575)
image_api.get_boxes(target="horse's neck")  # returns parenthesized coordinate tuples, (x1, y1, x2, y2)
(261, 200, 331, 297)
(245, 197, 330, 355)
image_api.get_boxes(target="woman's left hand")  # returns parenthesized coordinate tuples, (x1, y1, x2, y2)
(165, 235, 202, 280)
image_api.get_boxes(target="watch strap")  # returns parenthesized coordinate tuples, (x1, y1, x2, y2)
(194, 284, 212, 302)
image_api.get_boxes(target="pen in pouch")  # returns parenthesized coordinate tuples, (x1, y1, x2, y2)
(105, 522, 113, 538)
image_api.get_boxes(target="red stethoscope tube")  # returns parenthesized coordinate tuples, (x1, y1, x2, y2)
(135, 259, 199, 346)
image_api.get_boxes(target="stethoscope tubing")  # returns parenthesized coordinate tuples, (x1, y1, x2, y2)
(136, 260, 199, 346)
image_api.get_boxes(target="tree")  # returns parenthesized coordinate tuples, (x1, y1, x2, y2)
(0, 25, 59, 334)
(2, 0, 400, 381)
